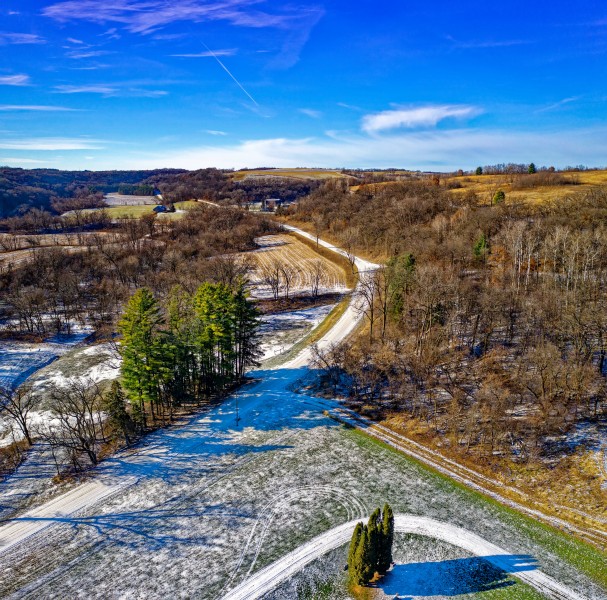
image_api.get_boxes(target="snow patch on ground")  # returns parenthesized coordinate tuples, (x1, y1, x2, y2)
(0, 342, 120, 448)
(258, 304, 336, 361)
(0, 329, 93, 390)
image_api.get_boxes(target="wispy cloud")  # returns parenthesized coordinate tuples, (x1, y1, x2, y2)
(0, 105, 82, 112)
(361, 105, 479, 134)
(446, 35, 532, 49)
(299, 108, 322, 118)
(172, 48, 237, 58)
(535, 97, 580, 113)
(67, 37, 84, 44)
(337, 102, 363, 112)
(269, 6, 325, 69)
(55, 84, 168, 97)
(66, 50, 114, 59)
(0, 137, 104, 150)
(205, 129, 228, 136)
(0, 74, 31, 86)
(0, 157, 50, 165)
(0, 32, 46, 45)
(44, 1, 302, 34)
(43, 1, 324, 67)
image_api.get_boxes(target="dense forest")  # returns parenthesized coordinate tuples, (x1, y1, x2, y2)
(0, 167, 185, 216)
(290, 179, 607, 462)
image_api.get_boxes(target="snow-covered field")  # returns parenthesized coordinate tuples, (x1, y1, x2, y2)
(258, 304, 336, 361)
(0, 226, 604, 600)
(0, 341, 119, 448)
(0, 332, 91, 391)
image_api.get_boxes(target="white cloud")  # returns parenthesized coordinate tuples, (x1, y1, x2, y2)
(446, 35, 532, 49)
(0, 105, 81, 111)
(0, 138, 104, 150)
(44, 1, 304, 34)
(361, 104, 479, 134)
(118, 127, 607, 172)
(0, 74, 31, 86)
(55, 84, 167, 97)
(535, 97, 580, 113)
(299, 108, 322, 119)
(0, 157, 50, 165)
(205, 130, 228, 136)
(43, 1, 323, 68)
(172, 49, 237, 58)
(66, 50, 114, 59)
(0, 32, 45, 45)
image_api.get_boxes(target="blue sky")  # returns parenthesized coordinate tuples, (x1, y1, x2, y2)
(1, 1, 607, 171)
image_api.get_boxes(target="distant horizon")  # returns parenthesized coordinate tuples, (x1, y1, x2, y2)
(2, 2, 607, 170)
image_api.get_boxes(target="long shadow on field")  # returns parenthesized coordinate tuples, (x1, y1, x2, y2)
(13, 502, 251, 551)
(380, 555, 538, 597)
(91, 368, 337, 483)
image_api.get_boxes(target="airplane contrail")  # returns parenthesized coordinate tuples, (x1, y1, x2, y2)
(202, 43, 259, 106)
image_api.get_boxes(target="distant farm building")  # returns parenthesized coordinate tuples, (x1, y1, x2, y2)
(247, 198, 294, 212)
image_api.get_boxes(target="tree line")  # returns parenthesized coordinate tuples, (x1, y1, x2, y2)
(118, 283, 260, 429)
(0, 281, 260, 475)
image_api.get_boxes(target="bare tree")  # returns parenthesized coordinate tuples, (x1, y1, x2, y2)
(0, 384, 36, 446)
(310, 259, 326, 300)
(356, 271, 378, 342)
(280, 262, 299, 300)
(47, 379, 108, 467)
(260, 259, 283, 300)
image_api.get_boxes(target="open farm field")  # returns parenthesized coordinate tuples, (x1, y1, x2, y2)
(77, 200, 199, 219)
(244, 233, 349, 299)
(232, 168, 345, 181)
(445, 170, 607, 204)
(104, 193, 157, 206)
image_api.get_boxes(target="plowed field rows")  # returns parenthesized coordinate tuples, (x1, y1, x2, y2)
(246, 234, 349, 298)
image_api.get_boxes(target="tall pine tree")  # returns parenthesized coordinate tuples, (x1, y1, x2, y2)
(348, 522, 363, 574)
(378, 503, 395, 573)
(118, 287, 171, 428)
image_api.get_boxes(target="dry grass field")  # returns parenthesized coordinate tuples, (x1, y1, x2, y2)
(445, 170, 607, 205)
(349, 170, 607, 205)
(244, 233, 349, 298)
(232, 168, 345, 181)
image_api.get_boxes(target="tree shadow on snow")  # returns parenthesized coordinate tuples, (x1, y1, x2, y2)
(92, 368, 337, 483)
(380, 555, 538, 597)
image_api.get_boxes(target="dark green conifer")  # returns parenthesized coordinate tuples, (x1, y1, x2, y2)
(366, 508, 381, 575)
(103, 380, 134, 444)
(347, 522, 363, 573)
(350, 525, 369, 585)
(378, 503, 395, 573)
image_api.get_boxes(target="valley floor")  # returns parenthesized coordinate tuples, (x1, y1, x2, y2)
(0, 228, 605, 600)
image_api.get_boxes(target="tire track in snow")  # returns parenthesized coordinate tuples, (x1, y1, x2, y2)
(217, 484, 367, 597)
(224, 514, 587, 600)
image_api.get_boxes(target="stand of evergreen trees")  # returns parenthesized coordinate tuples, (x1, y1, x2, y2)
(118, 283, 260, 428)
(347, 504, 394, 586)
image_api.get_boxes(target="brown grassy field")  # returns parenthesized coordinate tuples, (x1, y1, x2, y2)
(231, 168, 345, 181)
(349, 169, 607, 205)
(243, 233, 349, 298)
(445, 170, 607, 205)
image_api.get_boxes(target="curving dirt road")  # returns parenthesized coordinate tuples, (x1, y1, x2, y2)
(224, 514, 585, 600)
